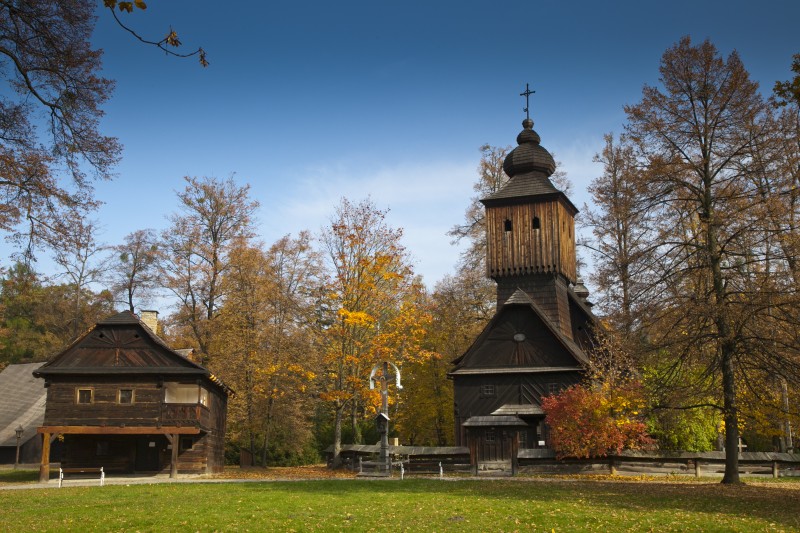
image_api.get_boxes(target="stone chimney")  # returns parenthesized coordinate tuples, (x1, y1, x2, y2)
(140, 310, 159, 334)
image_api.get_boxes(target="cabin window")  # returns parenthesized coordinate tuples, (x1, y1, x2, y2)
(532, 216, 541, 230)
(118, 389, 134, 404)
(481, 384, 496, 397)
(76, 388, 94, 404)
(180, 437, 194, 451)
(164, 383, 209, 406)
(485, 429, 496, 443)
(547, 383, 561, 396)
(503, 219, 512, 232)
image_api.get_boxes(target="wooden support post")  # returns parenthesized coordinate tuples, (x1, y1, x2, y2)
(170, 434, 179, 479)
(609, 458, 617, 475)
(511, 431, 519, 476)
(39, 432, 51, 483)
(773, 461, 779, 479)
(695, 459, 701, 478)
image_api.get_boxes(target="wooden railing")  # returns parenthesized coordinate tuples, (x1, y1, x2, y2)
(162, 404, 203, 427)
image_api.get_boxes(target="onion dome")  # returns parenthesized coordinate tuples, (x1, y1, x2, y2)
(502, 118, 556, 178)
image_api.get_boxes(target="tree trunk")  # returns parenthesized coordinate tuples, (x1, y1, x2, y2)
(721, 346, 740, 484)
(350, 399, 362, 444)
(260, 396, 274, 467)
(331, 404, 344, 468)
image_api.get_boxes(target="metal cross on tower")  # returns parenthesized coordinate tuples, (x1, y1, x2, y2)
(520, 83, 535, 120)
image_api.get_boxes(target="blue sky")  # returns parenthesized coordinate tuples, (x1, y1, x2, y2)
(37, 1, 800, 291)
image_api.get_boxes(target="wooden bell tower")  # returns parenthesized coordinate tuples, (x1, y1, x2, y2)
(481, 117, 578, 339)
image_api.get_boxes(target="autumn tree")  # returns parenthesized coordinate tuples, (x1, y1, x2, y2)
(582, 134, 657, 340)
(318, 197, 430, 467)
(394, 271, 493, 446)
(0, 262, 114, 366)
(212, 233, 321, 466)
(159, 176, 258, 361)
(542, 381, 653, 459)
(449, 144, 511, 276)
(50, 216, 109, 341)
(107, 229, 159, 313)
(0, 0, 121, 255)
(773, 54, 800, 107)
(0, 263, 59, 365)
(619, 37, 800, 483)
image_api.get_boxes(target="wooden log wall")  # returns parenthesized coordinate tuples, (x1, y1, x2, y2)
(44, 379, 162, 427)
(485, 199, 576, 283)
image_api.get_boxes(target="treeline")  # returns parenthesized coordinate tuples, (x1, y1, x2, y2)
(0, 177, 491, 466)
(577, 39, 800, 483)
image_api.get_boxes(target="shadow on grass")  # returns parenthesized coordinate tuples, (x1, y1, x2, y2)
(0, 469, 40, 484)
(224, 477, 800, 530)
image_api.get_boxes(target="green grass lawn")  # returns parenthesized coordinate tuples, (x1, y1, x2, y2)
(0, 477, 798, 532)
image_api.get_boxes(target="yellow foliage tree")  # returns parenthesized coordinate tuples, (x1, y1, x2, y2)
(318, 198, 431, 467)
(211, 233, 322, 465)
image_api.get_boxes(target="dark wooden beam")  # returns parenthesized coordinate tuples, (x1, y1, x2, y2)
(37, 426, 200, 435)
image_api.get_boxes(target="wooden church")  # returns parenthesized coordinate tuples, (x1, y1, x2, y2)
(450, 110, 597, 472)
(33, 311, 232, 481)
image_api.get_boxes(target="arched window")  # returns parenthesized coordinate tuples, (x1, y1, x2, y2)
(532, 216, 540, 230)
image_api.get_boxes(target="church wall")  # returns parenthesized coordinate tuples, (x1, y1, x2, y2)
(452, 371, 582, 446)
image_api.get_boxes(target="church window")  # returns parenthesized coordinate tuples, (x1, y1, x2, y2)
(547, 383, 561, 396)
(485, 430, 496, 443)
(481, 384, 496, 397)
(504, 219, 512, 232)
(532, 216, 540, 230)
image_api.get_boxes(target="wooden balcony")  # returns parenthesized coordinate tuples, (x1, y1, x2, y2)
(162, 403, 211, 429)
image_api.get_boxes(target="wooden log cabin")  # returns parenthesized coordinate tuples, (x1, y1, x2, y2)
(33, 311, 232, 481)
(449, 114, 598, 473)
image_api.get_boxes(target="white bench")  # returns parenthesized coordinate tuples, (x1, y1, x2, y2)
(59, 467, 105, 487)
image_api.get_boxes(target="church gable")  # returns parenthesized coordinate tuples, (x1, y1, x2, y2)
(453, 302, 586, 372)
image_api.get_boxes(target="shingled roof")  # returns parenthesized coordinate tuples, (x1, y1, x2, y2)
(0, 362, 46, 447)
(34, 311, 232, 396)
(450, 288, 589, 374)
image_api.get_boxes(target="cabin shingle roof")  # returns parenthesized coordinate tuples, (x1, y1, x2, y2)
(0, 363, 46, 447)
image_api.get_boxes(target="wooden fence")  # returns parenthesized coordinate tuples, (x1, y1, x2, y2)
(329, 445, 800, 478)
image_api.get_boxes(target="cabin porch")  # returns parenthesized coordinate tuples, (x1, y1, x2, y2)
(36, 426, 203, 482)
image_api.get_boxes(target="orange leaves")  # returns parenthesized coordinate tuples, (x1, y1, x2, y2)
(542, 382, 654, 459)
(105, 1, 146, 12)
(164, 29, 182, 48)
